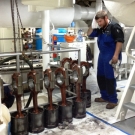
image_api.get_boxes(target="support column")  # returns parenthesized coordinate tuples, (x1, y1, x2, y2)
(42, 10, 50, 71)
(94, 0, 102, 73)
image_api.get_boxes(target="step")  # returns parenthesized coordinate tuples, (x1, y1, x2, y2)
(123, 102, 135, 112)
(129, 85, 135, 90)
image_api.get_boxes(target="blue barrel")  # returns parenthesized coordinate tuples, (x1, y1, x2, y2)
(36, 28, 42, 50)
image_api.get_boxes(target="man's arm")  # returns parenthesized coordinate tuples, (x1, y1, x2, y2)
(111, 24, 124, 64)
(112, 42, 123, 64)
(87, 26, 93, 36)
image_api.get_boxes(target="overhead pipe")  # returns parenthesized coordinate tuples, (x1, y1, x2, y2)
(103, 0, 135, 26)
(0, 0, 95, 28)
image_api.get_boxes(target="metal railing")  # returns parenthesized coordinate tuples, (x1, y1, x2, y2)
(125, 26, 135, 60)
(0, 48, 81, 72)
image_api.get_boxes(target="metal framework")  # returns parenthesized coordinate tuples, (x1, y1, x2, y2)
(0, 48, 81, 72)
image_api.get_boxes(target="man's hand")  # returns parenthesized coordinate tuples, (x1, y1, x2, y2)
(111, 55, 118, 64)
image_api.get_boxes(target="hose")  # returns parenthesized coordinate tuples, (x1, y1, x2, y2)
(0, 56, 34, 70)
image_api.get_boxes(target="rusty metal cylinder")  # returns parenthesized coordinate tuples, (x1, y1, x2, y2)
(72, 99, 86, 119)
(11, 111, 28, 135)
(58, 101, 73, 123)
(81, 89, 91, 108)
(28, 107, 44, 133)
(44, 104, 59, 128)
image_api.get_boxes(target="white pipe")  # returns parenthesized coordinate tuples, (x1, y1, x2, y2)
(94, 0, 102, 73)
(125, 26, 135, 60)
(80, 6, 95, 20)
(0, 0, 41, 28)
(103, 0, 135, 26)
(0, 0, 95, 28)
(42, 11, 50, 71)
(49, 7, 75, 27)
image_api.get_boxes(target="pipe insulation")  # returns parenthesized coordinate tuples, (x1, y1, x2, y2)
(103, 0, 135, 26)
(0, 0, 95, 28)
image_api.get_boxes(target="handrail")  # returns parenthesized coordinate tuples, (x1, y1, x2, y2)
(126, 26, 135, 60)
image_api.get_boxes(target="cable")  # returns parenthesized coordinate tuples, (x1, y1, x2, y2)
(10, 0, 16, 52)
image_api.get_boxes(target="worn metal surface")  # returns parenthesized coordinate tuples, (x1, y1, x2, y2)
(58, 101, 73, 123)
(28, 107, 44, 133)
(44, 104, 59, 128)
(11, 111, 28, 135)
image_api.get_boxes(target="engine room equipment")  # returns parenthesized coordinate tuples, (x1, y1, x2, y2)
(55, 67, 73, 123)
(60, 57, 72, 68)
(44, 69, 59, 128)
(60, 57, 73, 97)
(80, 62, 91, 108)
(12, 73, 24, 118)
(11, 73, 28, 135)
(27, 71, 44, 133)
(71, 64, 86, 119)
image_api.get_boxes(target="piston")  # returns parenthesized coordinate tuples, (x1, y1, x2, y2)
(44, 69, 59, 128)
(71, 64, 86, 119)
(55, 67, 73, 123)
(27, 71, 44, 133)
(11, 111, 28, 135)
(80, 62, 91, 108)
(11, 73, 28, 135)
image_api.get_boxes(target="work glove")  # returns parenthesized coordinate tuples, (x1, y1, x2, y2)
(109, 60, 121, 78)
(91, 16, 98, 29)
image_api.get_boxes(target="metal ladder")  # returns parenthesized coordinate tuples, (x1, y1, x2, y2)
(116, 26, 135, 120)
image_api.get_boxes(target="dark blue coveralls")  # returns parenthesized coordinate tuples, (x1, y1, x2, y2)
(89, 22, 124, 103)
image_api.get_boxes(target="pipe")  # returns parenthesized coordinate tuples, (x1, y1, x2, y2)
(0, 49, 80, 57)
(0, 0, 95, 28)
(16, 55, 20, 72)
(74, 4, 95, 21)
(0, 0, 41, 28)
(0, 56, 34, 70)
(42, 11, 50, 71)
(50, 4, 95, 27)
(103, 0, 135, 26)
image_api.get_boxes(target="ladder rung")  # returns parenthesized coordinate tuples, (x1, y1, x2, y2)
(123, 102, 135, 112)
(129, 85, 135, 90)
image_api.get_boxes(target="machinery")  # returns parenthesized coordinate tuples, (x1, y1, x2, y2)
(8, 56, 89, 134)
(11, 73, 28, 135)
(44, 69, 59, 128)
(1, 0, 135, 134)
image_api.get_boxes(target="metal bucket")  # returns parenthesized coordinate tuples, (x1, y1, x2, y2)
(81, 89, 91, 108)
(72, 99, 86, 119)
(11, 111, 28, 135)
(28, 107, 44, 133)
(58, 101, 73, 123)
(44, 104, 59, 128)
